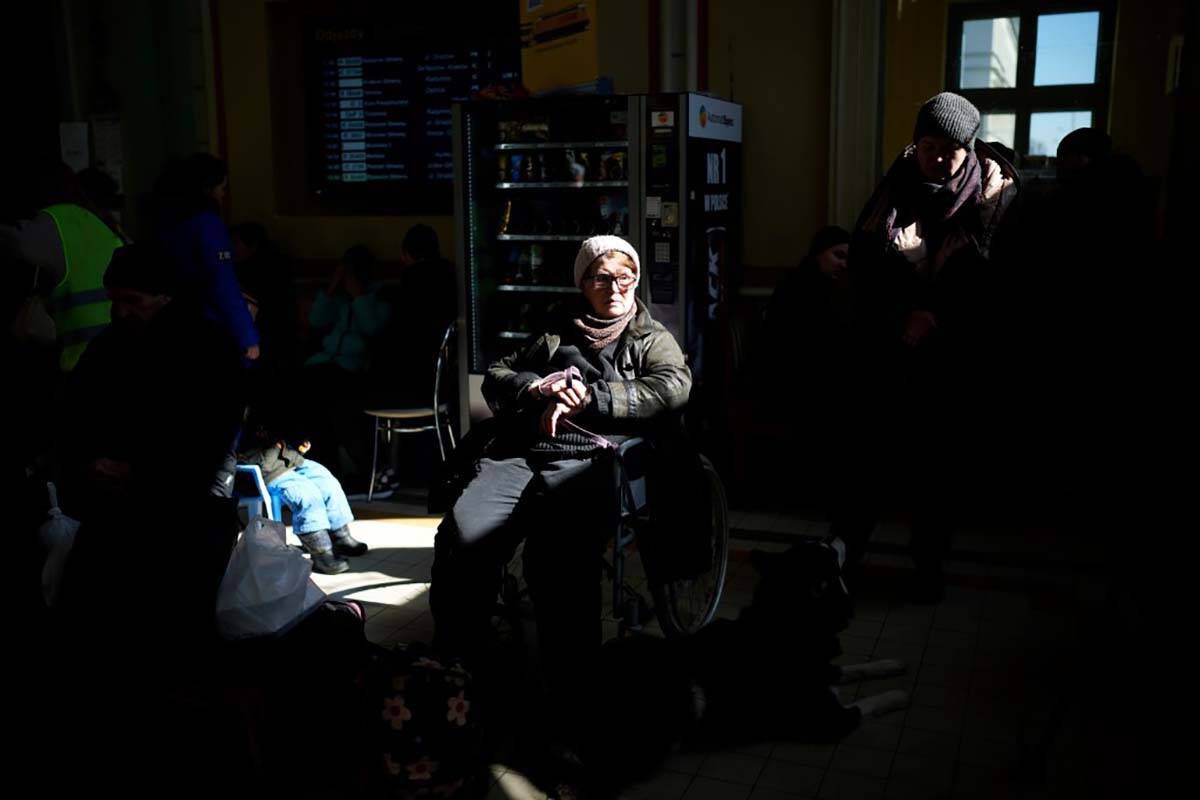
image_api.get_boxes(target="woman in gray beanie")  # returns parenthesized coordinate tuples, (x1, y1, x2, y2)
(833, 92, 1022, 603)
(430, 235, 691, 677)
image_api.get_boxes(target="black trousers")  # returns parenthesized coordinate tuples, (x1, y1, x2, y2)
(829, 339, 969, 580)
(430, 454, 616, 676)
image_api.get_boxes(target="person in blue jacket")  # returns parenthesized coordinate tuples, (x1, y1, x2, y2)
(154, 154, 260, 361)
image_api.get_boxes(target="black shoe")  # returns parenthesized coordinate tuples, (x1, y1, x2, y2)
(311, 550, 351, 575)
(330, 525, 368, 557)
(297, 530, 351, 575)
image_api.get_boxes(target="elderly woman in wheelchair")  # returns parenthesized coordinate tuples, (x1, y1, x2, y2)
(431, 236, 720, 681)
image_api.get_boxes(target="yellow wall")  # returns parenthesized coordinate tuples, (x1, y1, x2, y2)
(598, 0, 651, 94)
(881, 0, 949, 162)
(1108, 0, 1187, 177)
(707, 0, 833, 269)
(882, 0, 1186, 178)
(214, 1, 449, 263)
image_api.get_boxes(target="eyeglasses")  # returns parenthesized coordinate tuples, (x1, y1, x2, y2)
(584, 273, 636, 290)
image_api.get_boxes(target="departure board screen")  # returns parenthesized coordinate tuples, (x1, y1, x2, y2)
(305, 13, 519, 210)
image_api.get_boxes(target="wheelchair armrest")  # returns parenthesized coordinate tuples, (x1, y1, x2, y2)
(613, 437, 651, 515)
(615, 436, 648, 459)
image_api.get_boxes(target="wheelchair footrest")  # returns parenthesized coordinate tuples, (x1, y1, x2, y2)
(615, 584, 653, 632)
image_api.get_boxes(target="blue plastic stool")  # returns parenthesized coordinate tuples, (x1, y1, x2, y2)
(235, 464, 285, 522)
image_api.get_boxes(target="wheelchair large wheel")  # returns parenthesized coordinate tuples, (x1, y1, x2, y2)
(651, 455, 729, 636)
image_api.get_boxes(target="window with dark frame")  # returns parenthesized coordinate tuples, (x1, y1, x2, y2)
(946, 1, 1115, 164)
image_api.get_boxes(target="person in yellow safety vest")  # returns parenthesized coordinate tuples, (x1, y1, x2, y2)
(0, 165, 127, 371)
(44, 202, 127, 370)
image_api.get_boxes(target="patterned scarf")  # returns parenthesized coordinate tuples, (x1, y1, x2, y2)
(855, 147, 985, 277)
(858, 146, 983, 245)
(572, 302, 637, 353)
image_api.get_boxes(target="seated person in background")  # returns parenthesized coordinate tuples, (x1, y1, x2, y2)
(764, 225, 853, 366)
(59, 241, 246, 522)
(430, 235, 692, 685)
(306, 243, 391, 375)
(372, 223, 456, 405)
(757, 226, 855, 504)
(397, 223, 455, 353)
(57, 241, 246, 661)
(304, 244, 392, 481)
(369, 224, 458, 489)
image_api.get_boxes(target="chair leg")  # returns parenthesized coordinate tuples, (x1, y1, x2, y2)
(433, 413, 447, 463)
(368, 417, 381, 503)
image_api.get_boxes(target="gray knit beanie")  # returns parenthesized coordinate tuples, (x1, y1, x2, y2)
(573, 235, 641, 287)
(913, 92, 981, 151)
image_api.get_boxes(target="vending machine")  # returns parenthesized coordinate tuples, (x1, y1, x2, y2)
(452, 94, 742, 430)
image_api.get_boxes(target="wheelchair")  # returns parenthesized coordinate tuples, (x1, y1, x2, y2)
(499, 435, 730, 640)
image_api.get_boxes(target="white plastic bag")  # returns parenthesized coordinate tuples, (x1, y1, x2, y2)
(216, 516, 326, 639)
(39, 483, 80, 608)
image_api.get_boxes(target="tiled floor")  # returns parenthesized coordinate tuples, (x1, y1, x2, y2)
(297, 500, 1118, 800)
(300, 509, 438, 648)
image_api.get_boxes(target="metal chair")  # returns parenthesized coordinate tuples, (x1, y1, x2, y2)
(364, 320, 457, 502)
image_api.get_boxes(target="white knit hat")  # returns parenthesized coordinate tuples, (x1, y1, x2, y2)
(573, 235, 641, 287)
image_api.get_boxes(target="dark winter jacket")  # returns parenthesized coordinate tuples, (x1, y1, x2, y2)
(60, 299, 247, 520)
(484, 298, 692, 454)
(237, 441, 306, 485)
(850, 140, 1020, 344)
(487, 298, 690, 419)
